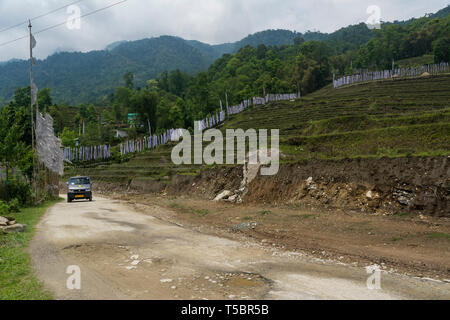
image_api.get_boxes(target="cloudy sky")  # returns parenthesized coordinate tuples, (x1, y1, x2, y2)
(0, 0, 448, 61)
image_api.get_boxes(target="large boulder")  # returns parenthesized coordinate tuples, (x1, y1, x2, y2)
(0, 216, 8, 226)
(1, 223, 26, 233)
(214, 190, 233, 201)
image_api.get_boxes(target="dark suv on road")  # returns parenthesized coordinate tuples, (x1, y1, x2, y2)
(67, 176, 92, 202)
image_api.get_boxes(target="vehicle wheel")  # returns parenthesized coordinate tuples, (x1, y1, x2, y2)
(89, 197, 93, 202)
(68, 198, 72, 203)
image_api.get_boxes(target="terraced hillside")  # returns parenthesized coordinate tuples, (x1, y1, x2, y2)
(64, 74, 450, 187)
(224, 74, 450, 160)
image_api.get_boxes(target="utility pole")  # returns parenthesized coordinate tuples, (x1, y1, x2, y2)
(29, 20, 37, 204)
(29, 20, 35, 152)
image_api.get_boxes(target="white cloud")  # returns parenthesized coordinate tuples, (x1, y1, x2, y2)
(0, 0, 448, 61)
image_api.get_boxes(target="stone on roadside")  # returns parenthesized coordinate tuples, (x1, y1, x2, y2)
(366, 190, 380, 200)
(226, 194, 238, 202)
(214, 190, 233, 201)
(0, 216, 8, 226)
(160, 279, 173, 283)
(306, 177, 317, 190)
(230, 222, 258, 232)
(1, 224, 26, 233)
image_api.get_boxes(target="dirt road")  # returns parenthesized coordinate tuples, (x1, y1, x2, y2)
(30, 196, 450, 300)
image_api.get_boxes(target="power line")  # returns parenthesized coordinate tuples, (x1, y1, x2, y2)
(0, 0, 130, 48)
(36, 0, 129, 35)
(0, 0, 85, 34)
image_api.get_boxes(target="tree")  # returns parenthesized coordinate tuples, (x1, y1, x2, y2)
(146, 79, 159, 92)
(168, 104, 184, 129)
(48, 105, 64, 135)
(11, 86, 30, 108)
(130, 89, 159, 134)
(123, 72, 134, 89)
(158, 71, 169, 91)
(113, 87, 132, 122)
(433, 37, 450, 62)
(256, 44, 267, 59)
(293, 37, 305, 45)
(168, 70, 187, 97)
(61, 127, 77, 148)
(0, 108, 31, 187)
(38, 88, 53, 112)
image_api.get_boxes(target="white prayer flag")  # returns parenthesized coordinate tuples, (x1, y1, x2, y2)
(31, 81, 38, 106)
(31, 34, 37, 49)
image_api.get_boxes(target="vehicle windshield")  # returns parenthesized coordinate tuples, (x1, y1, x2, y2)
(69, 178, 90, 185)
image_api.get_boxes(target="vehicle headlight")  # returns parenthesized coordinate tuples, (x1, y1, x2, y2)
(85, 188, 91, 192)
(68, 189, 75, 193)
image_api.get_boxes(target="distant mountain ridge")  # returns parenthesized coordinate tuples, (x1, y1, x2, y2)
(0, 28, 368, 105)
(0, 4, 448, 105)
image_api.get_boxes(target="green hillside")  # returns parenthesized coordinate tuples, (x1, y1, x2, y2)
(3, 4, 448, 106)
(64, 74, 450, 184)
(0, 27, 355, 105)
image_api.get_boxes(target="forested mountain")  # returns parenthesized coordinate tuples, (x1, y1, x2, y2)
(0, 5, 448, 105)
(0, 36, 218, 105)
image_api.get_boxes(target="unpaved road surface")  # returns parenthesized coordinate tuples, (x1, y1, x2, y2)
(30, 196, 450, 300)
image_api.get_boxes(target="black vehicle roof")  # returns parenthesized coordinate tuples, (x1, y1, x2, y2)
(70, 176, 90, 179)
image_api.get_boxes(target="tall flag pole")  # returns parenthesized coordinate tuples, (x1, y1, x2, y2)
(29, 19, 38, 203)
(29, 20, 35, 152)
(225, 92, 229, 119)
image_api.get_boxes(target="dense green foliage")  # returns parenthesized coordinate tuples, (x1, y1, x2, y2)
(64, 74, 450, 185)
(2, 6, 449, 178)
(0, 199, 60, 300)
(0, 5, 448, 106)
(133, 11, 449, 132)
(356, 14, 450, 69)
(6, 6, 446, 156)
(0, 88, 34, 207)
(0, 87, 65, 207)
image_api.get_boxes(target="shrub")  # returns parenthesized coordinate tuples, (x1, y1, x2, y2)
(8, 198, 21, 213)
(4, 181, 32, 206)
(0, 200, 9, 216)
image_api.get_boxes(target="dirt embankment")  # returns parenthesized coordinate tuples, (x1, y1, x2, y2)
(94, 156, 449, 217)
(245, 157, 450, 217)
(88, 156, 450, 279)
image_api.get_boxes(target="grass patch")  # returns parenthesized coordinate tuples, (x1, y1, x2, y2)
(296, 214, 314, 219)
(65, 74, 450, 180)
(259, 210, 272, 216)
(426, 232, 450, 240)
(394, 211, 410, 217)
(193, 209, 209, 217)
(285, 123, 450, 160)
(169, 201, 183, 209)
(286, 203, 303, 210)
(0, 199, 62, 300)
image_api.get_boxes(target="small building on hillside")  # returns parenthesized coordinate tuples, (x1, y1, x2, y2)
(128, 113, 137, 126)
(115, 130, 128, 139)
